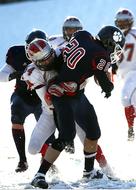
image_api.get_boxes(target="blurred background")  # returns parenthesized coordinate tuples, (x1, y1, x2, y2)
(0, 0, 41, 3)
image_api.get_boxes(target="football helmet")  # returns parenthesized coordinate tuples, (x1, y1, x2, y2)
(26, 39, 55, 71)
(115, 8, 134, 34)
(25, 29, 48, 44)
(96, 25, 125, 64)
(25, 29, 48, 60)
(62, 16, 83, 40)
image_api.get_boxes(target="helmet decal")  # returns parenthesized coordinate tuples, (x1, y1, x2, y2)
(113, 31, 123, 42)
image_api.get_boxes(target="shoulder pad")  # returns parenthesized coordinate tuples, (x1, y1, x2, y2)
(49, 34, 63, 41)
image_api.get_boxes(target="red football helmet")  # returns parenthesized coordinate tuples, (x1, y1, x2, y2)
(26, 39, 55, 70)
(115, 8, 134, 33)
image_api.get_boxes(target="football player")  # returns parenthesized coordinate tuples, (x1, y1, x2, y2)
(0, 29, 54, 172)
(114, 8, 136, 141)
(49, 15, 114, 171)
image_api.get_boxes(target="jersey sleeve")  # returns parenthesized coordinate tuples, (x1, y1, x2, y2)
(6, 47, 14, 66)
(22, 63, 45, 90)
(0, 47, 17, 82)
(92, 56, 114, 93)
(0, 64, 16, 82)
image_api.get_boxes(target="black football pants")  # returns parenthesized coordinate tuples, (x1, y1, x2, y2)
(52, 92, 101, 143)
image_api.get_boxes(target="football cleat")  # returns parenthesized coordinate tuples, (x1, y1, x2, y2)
(15, 161, 28, 172)
(83, 169, 104, 180)
(31, 173, 48, 189)
(128, 127, 135, 141)
(65, 141, 75, 154)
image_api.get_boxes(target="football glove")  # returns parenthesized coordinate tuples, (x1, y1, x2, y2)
(9, 71, 21, 81)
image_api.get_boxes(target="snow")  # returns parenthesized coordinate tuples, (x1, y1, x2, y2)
(0, 0, 136, 189)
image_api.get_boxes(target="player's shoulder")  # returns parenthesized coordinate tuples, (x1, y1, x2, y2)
(129, 27, 136, 36)
(26, 62, 36, 69)
(73, 30, 93, 39)
(7, 45, 25, 55)
(49, 34, 65, 46)
(49, 34, 63, 41)
(23, 63, 44, 84)
(49, 34, 67, 49)
(26, 63, 42, 74)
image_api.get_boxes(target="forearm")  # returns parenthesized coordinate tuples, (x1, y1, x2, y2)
(94, 71, 114, 98)
(0, 64, 16, 82)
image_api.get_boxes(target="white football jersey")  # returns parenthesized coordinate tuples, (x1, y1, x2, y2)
(117, 28, 136, 79)
(49, 34, 68, 56)
(22, 63, 57, 109)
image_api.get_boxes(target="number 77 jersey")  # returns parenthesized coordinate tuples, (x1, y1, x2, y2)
(117, 28, 136, 79)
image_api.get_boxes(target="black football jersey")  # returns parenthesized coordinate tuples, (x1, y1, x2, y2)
(6, 45, 41, 105)
(55, 30, 113, 93)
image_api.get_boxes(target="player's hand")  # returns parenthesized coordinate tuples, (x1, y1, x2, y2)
(9, 71, 21, 81)
(104, 92, 111, 98)
(48, 84, 64, 97)
(101, 90, 111, 98)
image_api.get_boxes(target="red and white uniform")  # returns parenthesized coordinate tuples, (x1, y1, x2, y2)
(117, 28, 136, 108)
(22, 35, 67, 154)
(49, 34, 67, 50)
(22, 63, 58, 154)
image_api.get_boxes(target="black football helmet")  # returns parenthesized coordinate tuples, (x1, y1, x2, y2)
(25, 29, 48, 45)
(62, 16, 83, 41)
(96, 25, 125, 64)
(115, 8, 134, 34)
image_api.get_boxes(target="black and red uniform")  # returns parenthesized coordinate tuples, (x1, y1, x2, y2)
(48, 30, 114, 149)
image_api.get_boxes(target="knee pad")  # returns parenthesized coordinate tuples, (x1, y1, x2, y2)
(28, 142, 41, 155)
(51, 139, 71, 152)
(121, 95, 130, 107)
(86, 129, 101, 140)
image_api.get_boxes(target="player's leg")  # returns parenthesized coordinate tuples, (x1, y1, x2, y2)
(30, 96, 76, 188)
(28, 108, 56, 155)
(76, 124, 107, 165)
(10, 92, 30, 172)
(74, 93, 102, 179)
(121, 72, 136, 141)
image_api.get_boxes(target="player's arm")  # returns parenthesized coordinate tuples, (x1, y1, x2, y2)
(22, 63, 45, 90)
(0, 64, 16, 82)
(22, 64, 52, 106)
(0, 47, 21, 82)
(93, 57, 114, 98)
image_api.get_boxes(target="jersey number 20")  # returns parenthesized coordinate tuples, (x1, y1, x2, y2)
(63, 39, 85, 69)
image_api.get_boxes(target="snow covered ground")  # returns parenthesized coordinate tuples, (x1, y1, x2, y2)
(0, 0, 136, 189)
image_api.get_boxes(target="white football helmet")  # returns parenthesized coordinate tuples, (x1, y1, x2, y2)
(26, 39, 55, 71)
(115, 8, 134, 34)
(62, 16, 83, 40)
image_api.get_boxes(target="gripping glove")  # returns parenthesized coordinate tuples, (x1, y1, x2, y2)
(9, 71, 21, 81)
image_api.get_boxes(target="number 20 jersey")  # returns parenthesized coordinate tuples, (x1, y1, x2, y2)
(56, 30, 111, 89)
